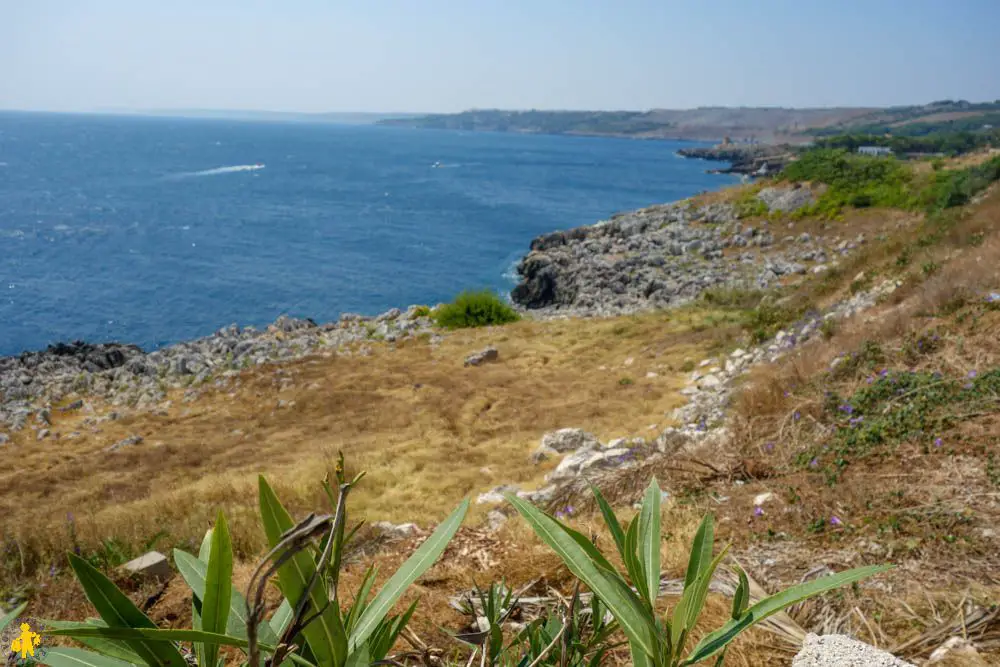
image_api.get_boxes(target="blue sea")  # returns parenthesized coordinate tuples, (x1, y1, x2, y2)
(0, 112, 736, 356)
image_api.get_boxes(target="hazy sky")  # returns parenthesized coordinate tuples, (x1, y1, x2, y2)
(3, 0, 998, 113)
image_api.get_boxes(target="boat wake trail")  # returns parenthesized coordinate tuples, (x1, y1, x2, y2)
(169, 164, 265, 179)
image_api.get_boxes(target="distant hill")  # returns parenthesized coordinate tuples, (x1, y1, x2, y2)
(377, 100, 1000, 144)
(116, 109, 423, 124)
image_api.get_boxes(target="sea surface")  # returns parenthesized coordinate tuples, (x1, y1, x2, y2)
(0, 112, 737, 356)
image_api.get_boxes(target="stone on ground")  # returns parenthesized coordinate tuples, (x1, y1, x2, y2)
(121, 551, 173, 582)
(792, 634, 914, 667)
(464, 346, 499, 367)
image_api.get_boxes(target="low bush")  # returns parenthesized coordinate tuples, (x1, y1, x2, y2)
(44, 456, 469, 667)
(434, 290, 520, 329)
(507, 481, 889, 667)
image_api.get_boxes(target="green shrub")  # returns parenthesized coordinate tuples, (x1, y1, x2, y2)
(44, 455, 469, 667)
(506, 481, 889, 667)
(701, 287, 766, 310)
(411, 305, 432, 317)
(733, 188, 769, 218)
(743, 300, 801, 344)
(434, 290, 520, 329)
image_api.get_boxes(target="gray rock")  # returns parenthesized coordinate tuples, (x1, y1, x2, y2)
(464, 346, 499, 367)
(0, 433, 8, 445)
(516, 485, 558, 505)
(757, 186, 815, 214)
(107, 434, 143, 452)
(476, 484, 519, 505)
(121, 551, 173, 583)
(60, 399, 85, 411)
(533, 428, 600, 462)
(792, 634, 914, 667)
(486, 510, 508, 532)
(37, 428, 50, 441)
(372, 521, 421, 540)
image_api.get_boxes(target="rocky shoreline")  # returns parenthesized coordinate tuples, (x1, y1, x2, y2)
(4, 184, 854, 441)
(510, 186, 861, 316)
(0, 307, 438, 436)
(677, 144, 793, 175)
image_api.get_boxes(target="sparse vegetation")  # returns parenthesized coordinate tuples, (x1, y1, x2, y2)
(780, 149, 1000, 218)
(508, 481, 888, 666)
(45, 459, 468, 667)
(433, 290, 521, 329)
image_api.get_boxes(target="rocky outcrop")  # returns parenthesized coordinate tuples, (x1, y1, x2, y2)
(677, 144, 792, 175)
(510, 198, 863, 316)
(792, 634, 914, 667)
(0, 306, 438, 433)
(757, 185, 815, 213)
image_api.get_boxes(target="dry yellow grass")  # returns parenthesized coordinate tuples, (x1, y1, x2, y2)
(0, 307, 739, 573)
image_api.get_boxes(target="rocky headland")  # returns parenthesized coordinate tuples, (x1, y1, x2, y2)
(676, 143, 794, 175)
(510, 185, 862, 317)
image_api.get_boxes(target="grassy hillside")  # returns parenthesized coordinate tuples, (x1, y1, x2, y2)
(5, 151, 1000, 665)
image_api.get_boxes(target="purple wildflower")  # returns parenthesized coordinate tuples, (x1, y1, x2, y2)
(67, 512, 75, 524)
(968, 370, 978, 379)
(765, 442, 775, 452)
(754, 507, 764, 517)
(964, 382, 974, 390)
(867, 376, 874, 384)
(793, 410, 801, 421)
(566, 505, 575, 515)
(830, 516, 843, 527)
(934, 437, 943, 447)
(49, 564, 57, 578)
(839, 404, 854, 415)
(809, 457, 819, 468)
(849, 416, 864, 427)
(879, 369, 889, 377)
(555, 511, 565, 519)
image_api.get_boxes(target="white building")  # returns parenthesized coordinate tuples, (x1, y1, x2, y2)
(857, 146, 893, 157)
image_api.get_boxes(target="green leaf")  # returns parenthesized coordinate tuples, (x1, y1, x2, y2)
(590, 485, 626, 560)
(0, 601, 27, 634)
(344, 642, 370, 667)
(682, 545, 730, 638)
(344, 566, 378, 635)
(43, 620, 144, 664)
(198, 529, 214, 563)
(201, 511, 234, 667)
(637, 479, 662, 610)
(684, 515, 714, 590)
(270, 599, 294, 638)
(506, 494, 658, 663)
(66, 553, 188, 667)
(259, 476, 346, 667)
(622, 517, 646, 607)
(173, 549, 270, 643)
(682, 564, 893, 665)
(42, 646, 140, 667)
(731, 567, 750, 620)
(46, 625, 273, 652)
(349, 499, 468, 652)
